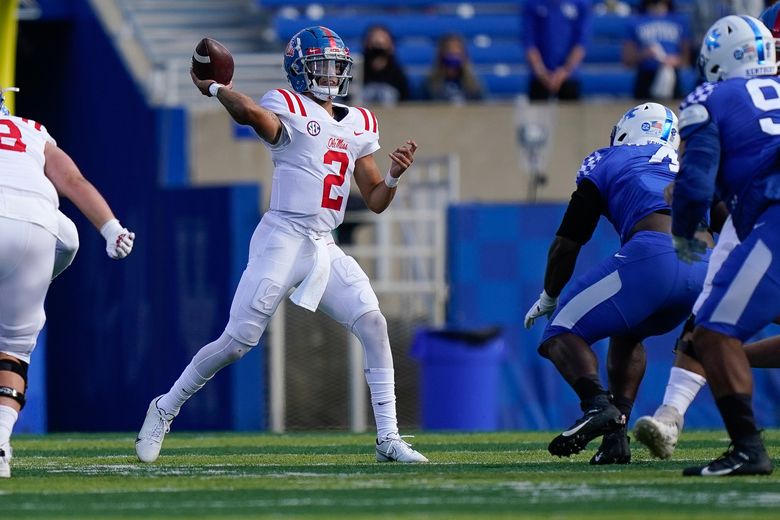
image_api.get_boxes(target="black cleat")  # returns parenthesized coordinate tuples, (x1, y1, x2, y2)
(590, 426, 631, 465)
(683, 441, 773, 477)
(549, 403, 625, 457)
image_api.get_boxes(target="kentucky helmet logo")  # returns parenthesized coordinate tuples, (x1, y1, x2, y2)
(706, 28, 721, 50)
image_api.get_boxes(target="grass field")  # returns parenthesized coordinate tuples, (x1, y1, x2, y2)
(2, 430, 780, 519)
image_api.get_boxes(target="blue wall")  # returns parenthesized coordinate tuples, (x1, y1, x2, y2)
(447, 203, 780, 430)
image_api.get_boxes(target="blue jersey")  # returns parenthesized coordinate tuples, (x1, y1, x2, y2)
(522, 0, 591, 73)
(575, 143, 678, 244)
(676, 78, 780, 240)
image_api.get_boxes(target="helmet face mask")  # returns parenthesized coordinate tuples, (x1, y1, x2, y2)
(611, 102, 680, 151)
(284, 27, 353, 100)
(0, 87, 19, 117)
(699, 15, 777, 83)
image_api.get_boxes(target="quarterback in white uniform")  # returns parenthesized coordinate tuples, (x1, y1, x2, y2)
(0, 88, 135, 478)
(135, 26, 428, 463)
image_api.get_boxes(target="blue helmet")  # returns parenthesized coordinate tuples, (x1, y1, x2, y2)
(283, 26, 353, 100)
(761, 3, 780, 53)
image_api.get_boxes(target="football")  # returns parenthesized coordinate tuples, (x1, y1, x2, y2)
(191, 37, 234, 85)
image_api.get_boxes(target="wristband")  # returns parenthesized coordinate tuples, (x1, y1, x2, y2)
(384, 172, 400, 188)
(208, 82, 224, 97)
(100, 218, 123, 240)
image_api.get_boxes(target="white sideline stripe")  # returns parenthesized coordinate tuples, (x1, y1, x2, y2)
(192, 51, 211, 64)
(551, 270, 622, 329)
(710, 239, 772, 326)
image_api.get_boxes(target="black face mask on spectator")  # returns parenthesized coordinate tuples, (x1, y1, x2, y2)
(365, 47, 392, 63)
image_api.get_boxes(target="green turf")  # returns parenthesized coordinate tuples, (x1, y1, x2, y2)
(2, 430, 780, 519)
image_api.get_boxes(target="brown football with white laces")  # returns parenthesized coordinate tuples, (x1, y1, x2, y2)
(192, 38, 234, 85)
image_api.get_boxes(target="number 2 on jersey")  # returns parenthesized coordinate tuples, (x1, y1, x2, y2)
(0, 119, 27, 153)
(321, 150, 348, 210)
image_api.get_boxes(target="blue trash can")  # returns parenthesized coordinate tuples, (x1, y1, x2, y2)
(411, 327, 504, 431)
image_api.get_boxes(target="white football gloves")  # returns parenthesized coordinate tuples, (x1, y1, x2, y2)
(672, 234, 706, 264)
(524, 290, 558, 329)
(100, 218, 135, 259)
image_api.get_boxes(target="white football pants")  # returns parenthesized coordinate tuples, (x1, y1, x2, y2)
(0, 217, 56, 363)
(225, 212, 381, 346)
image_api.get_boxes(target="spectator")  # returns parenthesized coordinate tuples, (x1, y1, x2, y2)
(523, 0, 591, 101)
(594, 0, 632, 17)
(423, 33, 484, 103)
(361, 25, 410, 106)
(623, 0, 691, 100)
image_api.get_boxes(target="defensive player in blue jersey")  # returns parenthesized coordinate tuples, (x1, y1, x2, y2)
(634, 2, 780, 466)
(525, 102, 711, 464)
(670, 14, 779, 477)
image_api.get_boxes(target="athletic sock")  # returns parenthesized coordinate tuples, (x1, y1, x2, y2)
(661, 366, 706, 416)
(716, 393, 760, 443)
(157, 365, 210, 417)
(573, 374, 609, 411)
(611, 395, 634, 423)
(0, 405, 18, 445)
(365, 368, 397, 440)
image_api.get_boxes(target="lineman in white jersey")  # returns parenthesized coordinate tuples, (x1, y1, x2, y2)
(135, 26, 428, 463)
(0, 88, 135, 478)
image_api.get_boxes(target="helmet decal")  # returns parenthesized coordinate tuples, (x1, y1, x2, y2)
(611, 102, 680, 151)
(283, 26, 353, 100)
(741, 15, 766, 64)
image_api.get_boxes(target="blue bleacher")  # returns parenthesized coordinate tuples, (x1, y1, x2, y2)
(270, 5, 693, 99)
(275, 15, 522, 41)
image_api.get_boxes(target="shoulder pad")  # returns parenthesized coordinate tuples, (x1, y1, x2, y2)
(678, 104, 710, 130)
(680, 82, 718, 110)
(261, 89, 309, 117)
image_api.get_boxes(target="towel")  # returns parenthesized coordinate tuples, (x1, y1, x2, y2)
(289, 233, 331, 311)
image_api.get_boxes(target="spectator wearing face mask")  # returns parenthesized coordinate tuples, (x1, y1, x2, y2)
(623, 0, 691, 100)
(423, 33, 484, 103)
(361, 25, 411, 106)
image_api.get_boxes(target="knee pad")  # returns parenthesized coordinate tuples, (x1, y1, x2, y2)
(673, 314, 698, 361)
(0, 358, 29, 409)
(228, 278, 282, 346)
(352, 310, 392, 368)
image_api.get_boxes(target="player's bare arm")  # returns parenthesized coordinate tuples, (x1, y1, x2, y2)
(44, 143, 117, 229)
(190, 69, 283, 144)
(354, 140, 418, 213)
(43, 143, 135, 259)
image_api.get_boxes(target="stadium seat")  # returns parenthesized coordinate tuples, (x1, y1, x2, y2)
(274, 14, 522, 41)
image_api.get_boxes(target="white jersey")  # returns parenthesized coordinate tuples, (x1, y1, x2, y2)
(0, 115, 59, 235)
(259, 89, 381, 233)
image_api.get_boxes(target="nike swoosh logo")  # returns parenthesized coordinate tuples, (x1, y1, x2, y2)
(701, 462, 742, 476)
(754, 222, 766, 229)
(135, 437, 141, 444)
(562, 417, 592, 437)
(614, 253, 627, 258)
(377, 401, 389, 406)
(593, 452, 603, 462)
(354, 131, 364, 136)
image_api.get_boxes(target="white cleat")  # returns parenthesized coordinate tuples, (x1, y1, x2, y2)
(0, 443, 11, 478)
(376, 433, 429, 463)
(634, 406, 683, 460)
(135, 395, 175, 463)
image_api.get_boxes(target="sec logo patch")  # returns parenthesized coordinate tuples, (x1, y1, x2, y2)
(307, 121, 321, 136)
